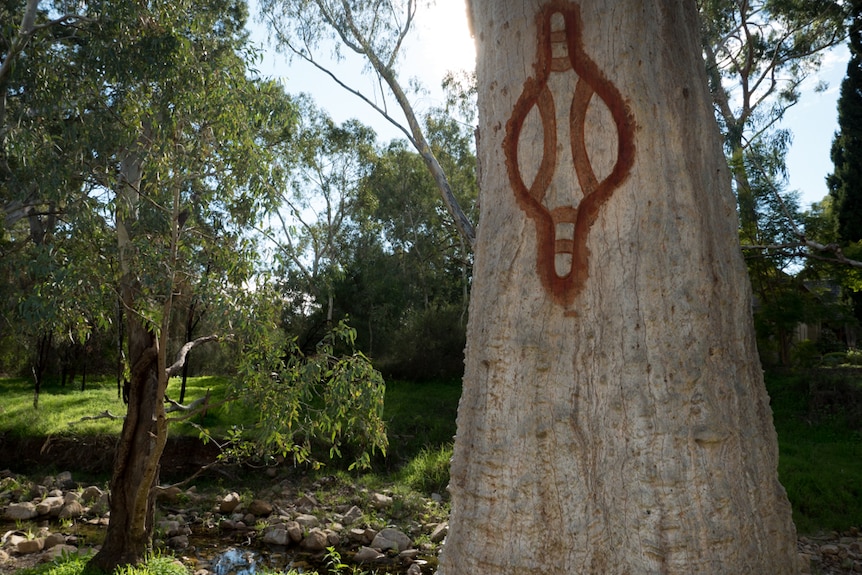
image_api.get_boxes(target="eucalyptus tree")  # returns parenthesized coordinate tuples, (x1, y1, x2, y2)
(259, 0, 476, 248)
(266, 94, 377, 328)
(700, 0, 849, 258)
(333, 109, 476, 376)
(439, 1, 798, 572)
(29, 0, 300, 569)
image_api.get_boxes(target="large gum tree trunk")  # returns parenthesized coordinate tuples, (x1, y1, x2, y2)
(439, 1, 799, 573)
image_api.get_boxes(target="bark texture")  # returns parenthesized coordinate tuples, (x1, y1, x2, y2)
(88, 148, 169, 572)
(440, 1, 799, 573)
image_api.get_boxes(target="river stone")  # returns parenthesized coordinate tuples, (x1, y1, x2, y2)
(36, 496, 64, 516)
(0, 549, 9, 563)
(429, 522, 448, 543)
(262, 528, 291, 546)
(5, 502, 38, 520)
(295, 514, 319, 528)
(406, 563, 422, 575)
(167, 535, 189, 549)
(55, 471, 74, 488)
(301, 528, 328, 552)
(371, 528, 411, 552)
(286, 521, 303, 543)
(58, 500, 85, 519)
(341, 505, 362, 525)
(219, 492, 241, 513)
(81, 486, 103, 503)
(16, 538, 45, 555)
(63, 492, 81, 504)
(248, 500, 272, 516)
(353, 546, 384, 563)
(44, 544, 79, 561)
(44, 533, 66, 549)
(370, 493, 392, 509)
(156, 486, 182, 503)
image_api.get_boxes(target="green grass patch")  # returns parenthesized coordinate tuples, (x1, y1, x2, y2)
(382, 378, 460, 466)
(766, 370, 862, 534)
(0, 376, 241, 439)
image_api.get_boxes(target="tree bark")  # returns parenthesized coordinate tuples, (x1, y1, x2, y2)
(88, 146, 169, 572)
(440, 1, 799, 574)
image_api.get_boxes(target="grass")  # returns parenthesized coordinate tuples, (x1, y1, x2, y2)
(766, 370, 862, 534)
(3, 370, 862, 536)
(0, 375, 247, 439)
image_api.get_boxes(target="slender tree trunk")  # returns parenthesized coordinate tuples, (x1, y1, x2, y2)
(440, 2, 798, 573)
(31, 332, 51, 409)
(89, 146, 169, 572)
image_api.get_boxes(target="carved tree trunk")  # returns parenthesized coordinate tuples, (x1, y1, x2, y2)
(439, 1, 799, 574)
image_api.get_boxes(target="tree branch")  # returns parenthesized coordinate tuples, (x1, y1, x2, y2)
(165, 334, 223, 378)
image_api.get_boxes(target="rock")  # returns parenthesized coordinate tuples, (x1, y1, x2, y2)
(407, 564, 422, 575)
(353, 546, 384, 563)
(5, 502, 38, 520)
(371, 528, 411, 552)
(167, 535, 189, 549)
(16, 538, 45, 555)
(301, 528, 328, 552)
(156, 486, 182, 503)
(81, 486, 103, 503)
(399, 548, 420, 560)
(820, 544, 840, 556)
(58, 500, 85, 519)
(219, 492, 241, 513)
(370, 493, 392, 509)
(326, 530, 340, 546)
(44, 544, 79, 561)
(341, 505, 362, 525)
(285, 521, 303, 543)
(44, 533, 66, 549)
(248, 500, 273, 517)
(0, 549, 8, 563)
(295, 514, 320, 529)
(431, 493, 443, 503)
(262, 528, 291, 546)
(429, 522, 448, 543)
(63, 492, 81, 504)
(36, 496, 64, 517)
(296, 494, 318, 510)
(159, 520, 181, 537)
(55, 472, 74, 489)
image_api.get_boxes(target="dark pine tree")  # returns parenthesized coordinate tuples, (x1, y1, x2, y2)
(827, 0, 862, 324)
(828, 1, 862, 243)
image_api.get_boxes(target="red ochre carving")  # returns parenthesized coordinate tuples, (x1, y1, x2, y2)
(504, 1, 636, 307)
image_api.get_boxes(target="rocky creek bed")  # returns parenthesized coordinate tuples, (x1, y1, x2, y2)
(1, 470, 446, 575)
(1, 469, 861, 574)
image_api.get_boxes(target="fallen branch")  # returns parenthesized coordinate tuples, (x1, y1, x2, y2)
(69, 410, 123, 425)
(165, 390, 210, 414)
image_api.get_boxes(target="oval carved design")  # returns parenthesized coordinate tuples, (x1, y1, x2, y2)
(504, 1, 636, 307)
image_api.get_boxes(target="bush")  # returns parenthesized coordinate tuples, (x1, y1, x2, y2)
(381, 305, 466, 381)
(791, 340, 821, 368)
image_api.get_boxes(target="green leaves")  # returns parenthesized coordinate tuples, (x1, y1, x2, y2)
(233, 285, 388, 470)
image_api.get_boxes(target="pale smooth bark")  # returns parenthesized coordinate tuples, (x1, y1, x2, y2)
(440, 1, 799, 573)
